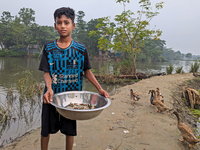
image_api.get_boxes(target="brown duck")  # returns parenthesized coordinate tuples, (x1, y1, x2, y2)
(148, 90, 155, 107)
(149, 90, 169, 112)
(130, 89, 140, 104)
(172, 111, 200, 148)
(156, 87, 164, 103)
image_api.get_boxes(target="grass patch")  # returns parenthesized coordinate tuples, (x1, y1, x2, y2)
(190, 61, 200, 73)
(175, 66, 184, 73)
(166, 64, 174, 74)
(190, 109, 200, 117)
(0, 104, 9, 123)
(15, 69, 44, 101)
(185, 78, 200, 90)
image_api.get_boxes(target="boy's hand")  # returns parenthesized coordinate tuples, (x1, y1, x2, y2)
(43, 89, 54, 103)
(98, 89, 109, 98)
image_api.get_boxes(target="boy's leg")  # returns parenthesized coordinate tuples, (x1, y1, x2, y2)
(41, 103, 59, 149)
(41, 134, 50, 150)
(65, 135, 74, 150)
(59, 115, 76, 150)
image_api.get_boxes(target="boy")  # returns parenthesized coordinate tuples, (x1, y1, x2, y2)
(39, 7, 109, 150)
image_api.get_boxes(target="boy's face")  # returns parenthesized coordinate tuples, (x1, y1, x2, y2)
(54, 15, 75, 38)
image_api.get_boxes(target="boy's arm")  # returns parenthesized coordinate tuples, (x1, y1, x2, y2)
(84, 69, 109, 98)
(43, 72, 54, 103)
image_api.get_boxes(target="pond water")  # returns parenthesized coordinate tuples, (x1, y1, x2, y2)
(0, 57, 198, 146)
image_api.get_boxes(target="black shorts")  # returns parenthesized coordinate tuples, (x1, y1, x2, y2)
(41, 103, 77, 137)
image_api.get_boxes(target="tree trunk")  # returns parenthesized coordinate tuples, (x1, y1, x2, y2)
(0, 42, 4, 50)
(131, 50, 138, 80)
(38, 44, 44, 59)
(133, 58, 138, 80)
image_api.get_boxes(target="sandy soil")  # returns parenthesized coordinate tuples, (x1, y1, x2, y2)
(2, 73, 200, 150)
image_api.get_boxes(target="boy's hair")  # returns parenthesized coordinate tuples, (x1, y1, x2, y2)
(54, 7, 75, 23)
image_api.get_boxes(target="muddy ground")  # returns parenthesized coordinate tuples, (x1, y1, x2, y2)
(1, 73, 200, 150)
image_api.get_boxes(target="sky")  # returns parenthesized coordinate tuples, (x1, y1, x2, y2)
(1, 0, 200, 55)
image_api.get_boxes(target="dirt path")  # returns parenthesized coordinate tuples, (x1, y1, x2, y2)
(2, 73, 199, 150)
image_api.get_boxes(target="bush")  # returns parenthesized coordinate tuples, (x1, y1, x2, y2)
(176, 66, 183, 73)
(119, 58, 134, 75)
(166, 64, 174, 74)
(0, 49, 7, 56)
(0, 49, 25, 57)
(190, 61, 200, 73)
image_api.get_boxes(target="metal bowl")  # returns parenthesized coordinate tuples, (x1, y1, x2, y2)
(50, 91, 111, 120)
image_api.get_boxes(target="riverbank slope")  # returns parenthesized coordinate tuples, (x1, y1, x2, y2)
(2, 73, 200, 150)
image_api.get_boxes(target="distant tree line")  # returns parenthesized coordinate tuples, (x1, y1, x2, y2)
(0, 7, 194, 61)
(161, 48, 197, 60)
(0, 8, 58, 56)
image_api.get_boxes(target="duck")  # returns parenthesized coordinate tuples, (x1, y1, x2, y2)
(172, 111, 200, 148)
(193, 72, 200, 77)
(130, 89, 140, 104)
(156, 88, 164, 103)
(148, 89, 164, 107)
(148, 90, 154, 107)
(149, 90, 169, 112)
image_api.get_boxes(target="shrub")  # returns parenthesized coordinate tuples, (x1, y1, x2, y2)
(119, 58, 134, 75)
(176, 66, 183, 73)
(0, 50, 25, 57)
(190, 61, 200, 73)
(166, 64, 174, 74)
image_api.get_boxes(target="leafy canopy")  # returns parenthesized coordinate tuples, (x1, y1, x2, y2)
(90, 0, 164, 75)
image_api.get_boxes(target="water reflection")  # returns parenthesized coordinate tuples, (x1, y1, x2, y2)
(0, 57, 198, 146)
(0, 59, 4, 71)
(0, 90, 42, 146)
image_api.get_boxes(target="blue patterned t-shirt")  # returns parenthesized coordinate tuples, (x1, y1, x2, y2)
(39, 39, 91, 93)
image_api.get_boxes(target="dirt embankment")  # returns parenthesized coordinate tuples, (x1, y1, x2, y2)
(2, 73, 200, 150)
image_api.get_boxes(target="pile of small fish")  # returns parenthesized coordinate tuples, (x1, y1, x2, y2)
(65, 102, 97, 110)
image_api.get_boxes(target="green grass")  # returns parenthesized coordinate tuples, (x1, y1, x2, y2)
(190, 109, 200, 116)
(190, 61, 200, 73)
(175, 66, 183, 73)
(166, 64, 174, 74)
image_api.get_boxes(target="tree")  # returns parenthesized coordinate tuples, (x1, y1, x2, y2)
(86, 19, 101, 56)
(137, 38, 166, 62)
(181, 53, 185, 59)
(29, 24, 58, 51)
(161, 47, 183, 60)
(185, 53, 192, 59)
(72, 11, 87, 43)
(90, 0, 164, 78)
(10, 16, 25, 49)
(18, 8, 36, 49)
(73, 11, 102, 56)
(0, 11, 14, 49)
(0, 8, 58, 56)
(18, 7, 35, 27)
(174, 51, 182, 60)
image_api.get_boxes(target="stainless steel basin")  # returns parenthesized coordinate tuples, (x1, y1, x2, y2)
(50, 91, 111, 120)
